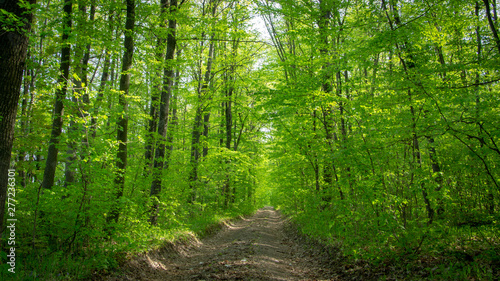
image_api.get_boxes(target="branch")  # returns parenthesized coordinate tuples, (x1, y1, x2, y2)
(176, 37, 272, 45)
(442, 78, 500, 89)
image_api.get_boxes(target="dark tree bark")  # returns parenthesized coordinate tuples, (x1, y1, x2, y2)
(0, 0, 36, 236)
(189, 105, 203, 203)
(149, 0, 178, 225)
(107, 0, 135, 225)
(201, 37, 216, 158)
(317, 0, 344, 201)
(165, 51, 183, 168)
(222, 68, 234, 208)
(145, 0, 169, 171)
(222, 37, 241, 208)
(41, 0, 72, 190)
(483, 0, 500, 55)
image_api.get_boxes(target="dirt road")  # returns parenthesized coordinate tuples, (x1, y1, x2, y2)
(109, 207, 339, 280)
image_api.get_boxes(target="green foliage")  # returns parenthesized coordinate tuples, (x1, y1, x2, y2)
(2, 0, 270, 279)
(260, 0, 500, 279)
(3, 0, 500, 280)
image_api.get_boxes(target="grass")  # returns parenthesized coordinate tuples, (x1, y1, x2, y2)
(0, 205, 257, 281)
(279, 205, 500, 280)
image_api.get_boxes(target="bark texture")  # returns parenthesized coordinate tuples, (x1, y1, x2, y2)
(0, 0, 36, 236)
(107, 0, 135, 225)
(149, 0, 178, 225)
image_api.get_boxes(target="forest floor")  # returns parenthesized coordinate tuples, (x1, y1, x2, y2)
(100, 206, 345, 281)
(99, 206, 496, 281)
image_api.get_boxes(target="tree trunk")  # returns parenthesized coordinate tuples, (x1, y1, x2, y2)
(145, 0, 170, 171)
(41, 0, 72, 190)
(91, 9, 114, 139)
(91, 49, 110, 139)
(202, 39, 216, 158)
(165, 61, 182, 167)
(65, 1, 94, 190)
(223, 76, 233, 208)
(107, 0, 135, 226)
(318, 0, 343, 201)
(188, 0, 217, 203)
(0, 0, 35, 236)
(149, 0, 178, 225)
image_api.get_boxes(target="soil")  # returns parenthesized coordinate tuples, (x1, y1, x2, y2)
(102, 207, 341, 281)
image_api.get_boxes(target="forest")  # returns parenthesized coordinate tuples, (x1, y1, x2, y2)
(0, 0, 499, 279)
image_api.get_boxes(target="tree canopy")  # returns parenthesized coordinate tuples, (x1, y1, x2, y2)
(0, 0, 499, 279)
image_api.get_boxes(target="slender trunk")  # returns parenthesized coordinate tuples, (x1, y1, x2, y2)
(65, 2, 94, 189)
(222, 37, 240, 207)
(91, 9, 114, 139)
(318, 0, 342, 201)
(223, 80, 233, 207)
(202, 39, 215, 158)
(149, 0, 177, 225)
(91, 49, 110, 139)
(189, 106, 203, 203)
(337, 71, 353, 194)
(219, 102, 225, 147)
(189, 0, 217, 203)
(42, 0, 72, 190)
(476, 2, 495, 213)
(107, 0, 135, 225)
(165, 63, 182, 167)
(145, 0, 169, 171)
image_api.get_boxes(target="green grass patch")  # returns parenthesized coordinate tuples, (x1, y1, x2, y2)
(0, 205, 256, 281)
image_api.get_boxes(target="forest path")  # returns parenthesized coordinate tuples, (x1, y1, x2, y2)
(112, 207, 339, 280)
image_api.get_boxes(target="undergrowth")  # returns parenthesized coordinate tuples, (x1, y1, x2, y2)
(278, 203, 500, 280)
(0, 205, 255, 281)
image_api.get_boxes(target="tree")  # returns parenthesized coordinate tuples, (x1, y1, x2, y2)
(188, 0, 218, 203)
(107, 0, 135, 225)
(41, 0, 72, 190)
(0, 0, 36, 236)
(149, 0, 178, 225)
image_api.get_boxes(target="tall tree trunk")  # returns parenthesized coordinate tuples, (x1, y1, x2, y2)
(145, 0, 169, 171)
(91, 9, 115, 139)
(202, 39, 216, 158)
(149, 0, 178, 225)
(41, 0, 72, 190)
(188, 0, 217, 203)
(107, 0, 135, 226)
(166, 59, 182, 168)
(223, 68, 234, 208)
(476, 2, 495, 213)
(65, 1, 94, 189)
(189, 106, 203, 203)
(91, 49, 110, 139)
(318, 0, 343, 201)
(0, 0, 35, 236)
